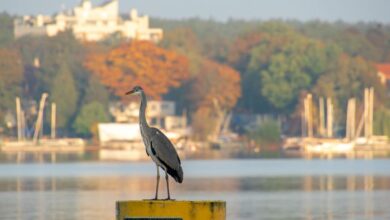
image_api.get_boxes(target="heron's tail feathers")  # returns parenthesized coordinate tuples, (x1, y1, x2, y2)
(168, 164, 183, 183)
(176, 165, 183, 183)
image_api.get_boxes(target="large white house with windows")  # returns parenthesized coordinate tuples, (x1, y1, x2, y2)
(14, 0, 163, 42)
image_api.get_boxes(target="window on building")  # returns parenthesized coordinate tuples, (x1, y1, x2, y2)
(162, 103, 170, 110)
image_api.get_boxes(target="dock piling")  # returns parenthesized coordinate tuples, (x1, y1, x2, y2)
(116, 200, 226, 220)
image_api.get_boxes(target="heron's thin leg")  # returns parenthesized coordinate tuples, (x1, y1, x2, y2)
(165, 170, 171, 200)
(154, 165, 160, 200)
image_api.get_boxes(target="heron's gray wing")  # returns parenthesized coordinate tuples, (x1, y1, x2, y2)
(149, 127, 183, 183)
(150, 128, 183, 183)
(150, 127, 181, 166)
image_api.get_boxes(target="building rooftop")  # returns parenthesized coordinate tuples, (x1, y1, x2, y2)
(377, 63, 390, 80)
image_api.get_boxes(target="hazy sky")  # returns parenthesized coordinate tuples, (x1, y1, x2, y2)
(0, 0, 389, 23)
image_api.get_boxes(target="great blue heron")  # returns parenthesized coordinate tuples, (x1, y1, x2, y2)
(126, 86, 183, 200)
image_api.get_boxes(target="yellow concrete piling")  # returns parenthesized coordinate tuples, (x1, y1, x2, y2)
(116, 200, 226, 220)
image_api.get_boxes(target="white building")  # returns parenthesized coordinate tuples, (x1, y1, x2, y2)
(109, 100, 187, 131)
(98, 100, 188, 155)
(14, 0, 163, 42)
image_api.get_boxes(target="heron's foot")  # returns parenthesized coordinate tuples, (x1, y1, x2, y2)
(163, 197, 174, 201)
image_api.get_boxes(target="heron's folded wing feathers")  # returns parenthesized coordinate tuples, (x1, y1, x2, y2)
(150, 127, 181, 168)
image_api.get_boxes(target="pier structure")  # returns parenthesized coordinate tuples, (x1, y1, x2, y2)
(116, 200, 226, 220)
(0, 94, 89, 163)
(284, 88, 389, 159)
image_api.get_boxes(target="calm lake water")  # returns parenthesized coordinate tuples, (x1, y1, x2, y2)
(1, 159, 390, 220)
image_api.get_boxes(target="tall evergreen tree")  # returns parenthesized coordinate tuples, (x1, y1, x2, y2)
(50, 63, 78, 132)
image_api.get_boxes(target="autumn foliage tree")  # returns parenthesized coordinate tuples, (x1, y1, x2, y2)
(190, 59, 241, 140)
(228, 32, 263, 71)
(190, 59, 241, 110)
(84, 41, 189, 99)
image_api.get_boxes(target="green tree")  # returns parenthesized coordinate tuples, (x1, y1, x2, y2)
(248, 119, 281, 147)
(73, 101, 109, 137)
(312, 54, 386, 127)
(313, 55, 385, 107)
(73, 74, 111, 136)
(241, 32, 339, 112)
(0, 12, 13, 47)
(15, 32, 86, 100)
(0, 49, 23, 120)
(83, 75, 110, 106)
(374, 107, 390, 139)
(333, 28, 381, 61)
(50, 63, 78, 131)
(15, 32, 89, 135)
(160, 28, 201, 55)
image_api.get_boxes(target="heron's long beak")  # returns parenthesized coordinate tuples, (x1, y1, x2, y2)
(125, 89, 135, 95)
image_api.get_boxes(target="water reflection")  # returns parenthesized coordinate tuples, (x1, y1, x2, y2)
(5, 175, 388, 192)
(1, 174, 390, 220)
(1, 160, 390, 220)
(1, 152, 97, 164)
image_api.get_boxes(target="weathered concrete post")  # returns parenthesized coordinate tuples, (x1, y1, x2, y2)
(116, 200, 226, 220)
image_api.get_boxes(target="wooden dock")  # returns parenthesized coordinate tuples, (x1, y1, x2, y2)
(0, 138, 93, 163)
(0, 138, 86, 153)
(283, 137, 390, 159)
(1, 145, 85, 153)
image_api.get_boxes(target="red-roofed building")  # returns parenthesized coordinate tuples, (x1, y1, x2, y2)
(377, 64, 390, 84)
(376, 64, 390, 94)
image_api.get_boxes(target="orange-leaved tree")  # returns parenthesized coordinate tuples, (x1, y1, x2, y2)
(84, 41, 189, 99)
(228, 32, 263, 70)
(190, 59, 241, 110)
(190, 59, 241, 140)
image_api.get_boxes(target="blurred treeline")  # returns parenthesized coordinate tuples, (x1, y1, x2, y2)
(0, 12, 389, 139)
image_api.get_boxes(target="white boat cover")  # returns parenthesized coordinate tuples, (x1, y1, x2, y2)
(98, 123, 141, 142)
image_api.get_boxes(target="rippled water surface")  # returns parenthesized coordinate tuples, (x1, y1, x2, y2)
(1, 159, 390, 220)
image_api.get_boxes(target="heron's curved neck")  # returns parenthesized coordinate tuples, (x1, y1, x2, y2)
(139, 91, 149, 128)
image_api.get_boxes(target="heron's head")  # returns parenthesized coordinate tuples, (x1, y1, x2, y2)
(125, 86, 143, 96)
